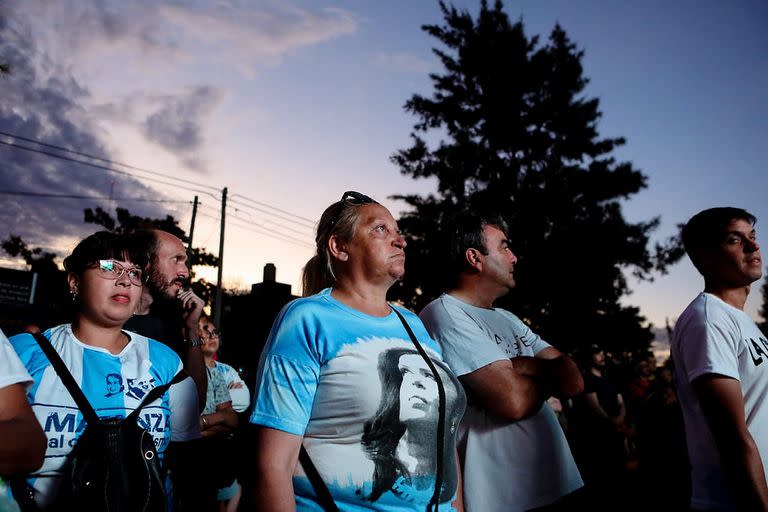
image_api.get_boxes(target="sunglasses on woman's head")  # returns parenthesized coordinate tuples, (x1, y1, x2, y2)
(328, 191, 376, 227)
(340, 191, 375, 205)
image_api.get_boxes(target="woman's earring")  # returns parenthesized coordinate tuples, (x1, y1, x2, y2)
(70, 290, 78, 302)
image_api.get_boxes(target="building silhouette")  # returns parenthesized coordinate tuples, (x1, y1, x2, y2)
(220, 263, 297, 389)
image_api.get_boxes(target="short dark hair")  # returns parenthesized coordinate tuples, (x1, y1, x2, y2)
(681, 207, 757, 270)
(63, 231, 149, 275)
(129, 229, 161, 264)
(446, 211, 509, 276)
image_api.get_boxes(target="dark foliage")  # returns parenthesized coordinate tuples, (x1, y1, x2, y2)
(1, 234, 58, 274)
(389, 1, 682, 353)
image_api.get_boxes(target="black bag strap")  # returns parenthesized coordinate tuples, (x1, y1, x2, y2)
(298, 445, 339, 512)
(391, 306, 447, 512)
(126, 369, 187, 422)
(32, 332, 99, 424)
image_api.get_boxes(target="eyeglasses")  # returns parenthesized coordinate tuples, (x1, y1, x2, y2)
(200, 328, 221, 338)
(94, 260, 145, 286)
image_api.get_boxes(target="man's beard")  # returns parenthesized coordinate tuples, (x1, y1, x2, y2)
(148, 266, 185, 300)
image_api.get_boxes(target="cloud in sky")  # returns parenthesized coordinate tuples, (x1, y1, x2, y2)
(90, 86, 225, 173)
(141, 86, 224, 172)
(0, 0, 356, 256)
(0, 7, 172, 255)
(158, 1, 357, 72)
(10, 0, 358, 75)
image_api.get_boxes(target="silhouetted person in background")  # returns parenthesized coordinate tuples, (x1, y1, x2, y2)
(570, 345, 631, 507)
(672, 207, 767, 511)
(634, 359, 689, 510)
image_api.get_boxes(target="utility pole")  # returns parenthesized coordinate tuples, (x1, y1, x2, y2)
(214, 187, 227, 326)
(186, 195, 198, 271)
(188, 195, 198, 247)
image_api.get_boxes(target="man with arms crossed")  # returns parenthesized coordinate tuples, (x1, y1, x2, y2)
(672, 207, 767, 511)
(420, 213, 584, 511)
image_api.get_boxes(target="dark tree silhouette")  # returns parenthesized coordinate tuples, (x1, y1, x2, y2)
(1, 235, 58, 274)
(389, 1, 681, 353)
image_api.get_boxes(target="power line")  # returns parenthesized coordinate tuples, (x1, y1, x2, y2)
(226, 206, 314, 239)
(1, 129, 319, 238)
(199, 202, 314, 244)
(0, 129, 221, 192)
(198, 211, 313, 249)
(228, 197, 315, 231)
(0, 190, 193, 203)
(0, 139, 219, 200)
(230, 193, 316, 226)
(1, 130, 322, 226)
(205, 207, 314, 247)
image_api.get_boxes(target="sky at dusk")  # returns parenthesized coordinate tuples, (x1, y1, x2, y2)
(1, 0, 766, 333)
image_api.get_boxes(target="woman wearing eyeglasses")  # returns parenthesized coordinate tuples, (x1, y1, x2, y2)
(8, 231, 200, 509)
(247, 192, 466, 512)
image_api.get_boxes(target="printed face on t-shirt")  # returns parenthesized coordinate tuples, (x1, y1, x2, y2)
(105, 373, 124, 397)
(398, 353, 438, 422)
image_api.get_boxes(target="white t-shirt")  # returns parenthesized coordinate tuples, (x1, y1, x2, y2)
(672, 292, 768, 511)
(214, 361, 250, 413)
(10, 324, 200, 507)
(0, 329, 32, 389)
(420, 293, 583, 512)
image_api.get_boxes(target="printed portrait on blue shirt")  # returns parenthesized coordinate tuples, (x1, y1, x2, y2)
(362, 347, 464, 504)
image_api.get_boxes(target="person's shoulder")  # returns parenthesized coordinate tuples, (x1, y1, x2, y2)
(280, 292, 329, 316)
(9, 331, 37, 352)
(421, 293, 465, 319)
(10, 325, 68, 351)
(493, 307, 526, 326)
(10, 326, 67, 370)
(391, 303, 421, 322)
(214, 360, 237, 375)
(127, 330, 182, 367)
(678, 293, 736, 331)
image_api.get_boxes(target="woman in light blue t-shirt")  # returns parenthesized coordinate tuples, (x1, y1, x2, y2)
(247, 192, 466, 512)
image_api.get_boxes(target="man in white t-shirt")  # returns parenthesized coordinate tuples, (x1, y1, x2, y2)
(672, 207, 767, 511)
(0, 329, 46, 476)
(420, 213, 584, 511)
